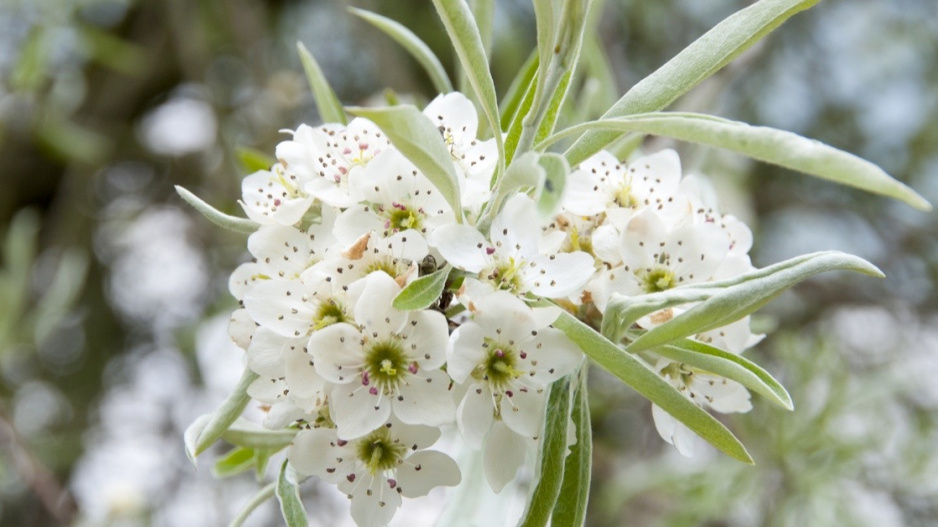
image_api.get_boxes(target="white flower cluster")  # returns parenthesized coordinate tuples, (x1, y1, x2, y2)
(227, 92, 761, 526)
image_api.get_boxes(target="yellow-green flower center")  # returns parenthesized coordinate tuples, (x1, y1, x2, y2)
(355, 427, 406, 475)
(473, 338, 523, 391)
(364, 339, 410, 391)
(641, 268, 676, 293)
(484, 258, 524, 294)
(313, 298, 348, 330)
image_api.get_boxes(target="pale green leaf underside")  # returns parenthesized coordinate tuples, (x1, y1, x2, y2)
(550, 309, 753, 464)
(657, 339, 793, 410)
(186, 369, 259, 460)
(518, 376, 573, 527)
(213, 446, 256, 478)
(625, 251, 883, 353)
(535, 152, 568, 218)
(564, 0, 821, 166)
(393, 265, 450, 310)
(349, 8, 453, 94)
(432, 0, 505, 173)
(348, 105, 463, 221)
(544, 113, 930, 210)
(276, 461, 309, 527)
(549, 366, 592, 527)
(176, 186, 259, 235)
(297, 41, 347, 125)
(222, 418, 298, 450)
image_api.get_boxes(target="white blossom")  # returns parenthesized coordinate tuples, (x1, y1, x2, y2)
(429, 194, 595, 298)
(308, 272, 454, 439)
(447, 288, 581, 491)
(289, 419, 460, 527)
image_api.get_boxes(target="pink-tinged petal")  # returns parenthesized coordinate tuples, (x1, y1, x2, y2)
(227, 308, 255, 350)
(308, 323, 364, 384)
(401, 310, 449, 369)
(395, 450, 461, 498)
(428, 224, 490, 273)
(490, 194, 540, 261)
(521, 329, 583, 385)
(353, 272, 407, 338)
(483, 421, 529, 493)
(332, 381, 391, 440)
(243, 280, 314, 338)
(393, 369, 455, 427)
(499, 384, 546, 439)
(288, 428, 349, 483)
(457, 383, 494, 449)
(652, 404, 695, 457)
(245, 327, 292, 377)
(349, 476, 402, 527)
(447, 324, 488, 383)
(523, 251, 595, 298)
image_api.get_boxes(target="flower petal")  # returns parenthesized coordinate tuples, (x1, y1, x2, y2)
(457, 382, 494, 449)
(393, 369, 455, 427)
(499, 384, 546, 439)
(483, 421, 528, 493)
(395, 450, 461, 498)
(331, 381, 391, 440)
(349, 476, 402, 527)
(309, 323, 364, 384)
(522, 251, 595, 298)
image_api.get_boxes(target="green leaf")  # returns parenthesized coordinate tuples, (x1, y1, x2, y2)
(657, 339, 793, 410)
(624, 251, 883, 353)
(393, 265, 451, 310)
(230, 482, 276, 527)
(518, 376, 573, 527)
(235, 146, 276, 174)
(564, 0, 822, 166)
(213, 447, 256, 478)
(347, 105, 464, 221)
(349, 8, 453, 94)
(186, 369, 260, 461)
(276, 461, 309, 527)
(431, 0, 505, 174)
(550, 366, 592, 527)
(296, 41, 347, 125)
(222, 418, 297, 450)
(255, 449, 273, 481)
(488, 152, 544, 221)
(549, 308, 753, 463)
(543, 112, 931, 210)
(175, 186, 259, 235)
(505, 70, 538, 164)
(535, 153, 568, 218)
(499, 51, 539, 131)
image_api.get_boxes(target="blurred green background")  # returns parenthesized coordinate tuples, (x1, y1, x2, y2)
(0, 0, 936, 526)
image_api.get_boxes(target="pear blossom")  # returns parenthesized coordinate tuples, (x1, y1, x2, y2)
(652, 358, 753, 458)
(429, 194, 595, 298)
(563, 149, 686, 228)
(311, 229, 429, 290)
(447, 288, 582, 491)
(228, 207, 337, 300)
(277, 118, 391, 208)
(335, 148, 455, 244)
(308, 272, 454, 439)
(289, 419, 460, 527)
(588, 208, 730, 312)
(240, 163, 315, 226)
(423, 92, 497, 209)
